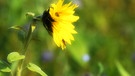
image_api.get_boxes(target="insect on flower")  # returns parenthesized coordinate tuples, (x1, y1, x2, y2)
(42, 0, 79, 50)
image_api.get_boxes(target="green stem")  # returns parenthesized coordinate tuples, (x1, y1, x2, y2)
(16, 16, 41, 76)
(17, 67, 21, 76)
(17, 22, 34, 76)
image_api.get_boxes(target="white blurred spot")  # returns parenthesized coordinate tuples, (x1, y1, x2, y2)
(82, 54, 90, 62)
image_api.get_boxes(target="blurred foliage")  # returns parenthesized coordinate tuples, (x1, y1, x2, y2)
(0, 0, 135, 76)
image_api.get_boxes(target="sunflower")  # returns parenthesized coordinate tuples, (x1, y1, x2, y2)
(42, 0, 79, 50)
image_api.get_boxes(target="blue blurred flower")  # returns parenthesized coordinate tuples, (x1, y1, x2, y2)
(42, 51, 53, 62)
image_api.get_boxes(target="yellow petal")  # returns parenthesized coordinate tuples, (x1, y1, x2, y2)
(48, 0, 79, 50)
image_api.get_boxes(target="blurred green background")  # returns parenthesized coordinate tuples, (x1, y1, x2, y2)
(0, 0, 135, 76)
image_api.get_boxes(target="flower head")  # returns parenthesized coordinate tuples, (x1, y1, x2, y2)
(42, 0, 79, 50)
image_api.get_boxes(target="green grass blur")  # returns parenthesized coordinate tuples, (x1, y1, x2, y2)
(0, 0, 135, 76)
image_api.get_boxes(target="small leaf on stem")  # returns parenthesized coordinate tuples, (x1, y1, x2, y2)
(27, 63, 47, 76)
(26, 12, 35, 17)
(0, 67, 11, 72)
(7, 52, 25, 63)
(0, 60, 11, 72)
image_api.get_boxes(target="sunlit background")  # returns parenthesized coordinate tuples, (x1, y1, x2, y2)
(0, 0, 135, 76)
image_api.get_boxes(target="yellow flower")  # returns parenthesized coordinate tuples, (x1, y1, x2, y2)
(42, 0, 79, 50)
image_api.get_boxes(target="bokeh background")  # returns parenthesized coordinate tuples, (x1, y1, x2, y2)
(0, 0, 135, 76)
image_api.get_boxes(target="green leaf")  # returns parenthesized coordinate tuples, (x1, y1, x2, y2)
(26, 12, 35, 17)
(10, 26, 21, 30)
(98, 62, 104, 76)
(115, 61, 130, 76)
(7, 52, 25, 63)
(0, 67, 11, 72)
(26, 12, 35, 21)
(9, 25, 25, 32)
(27, 63, 47, 76)
(0, 60, 11, 73)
